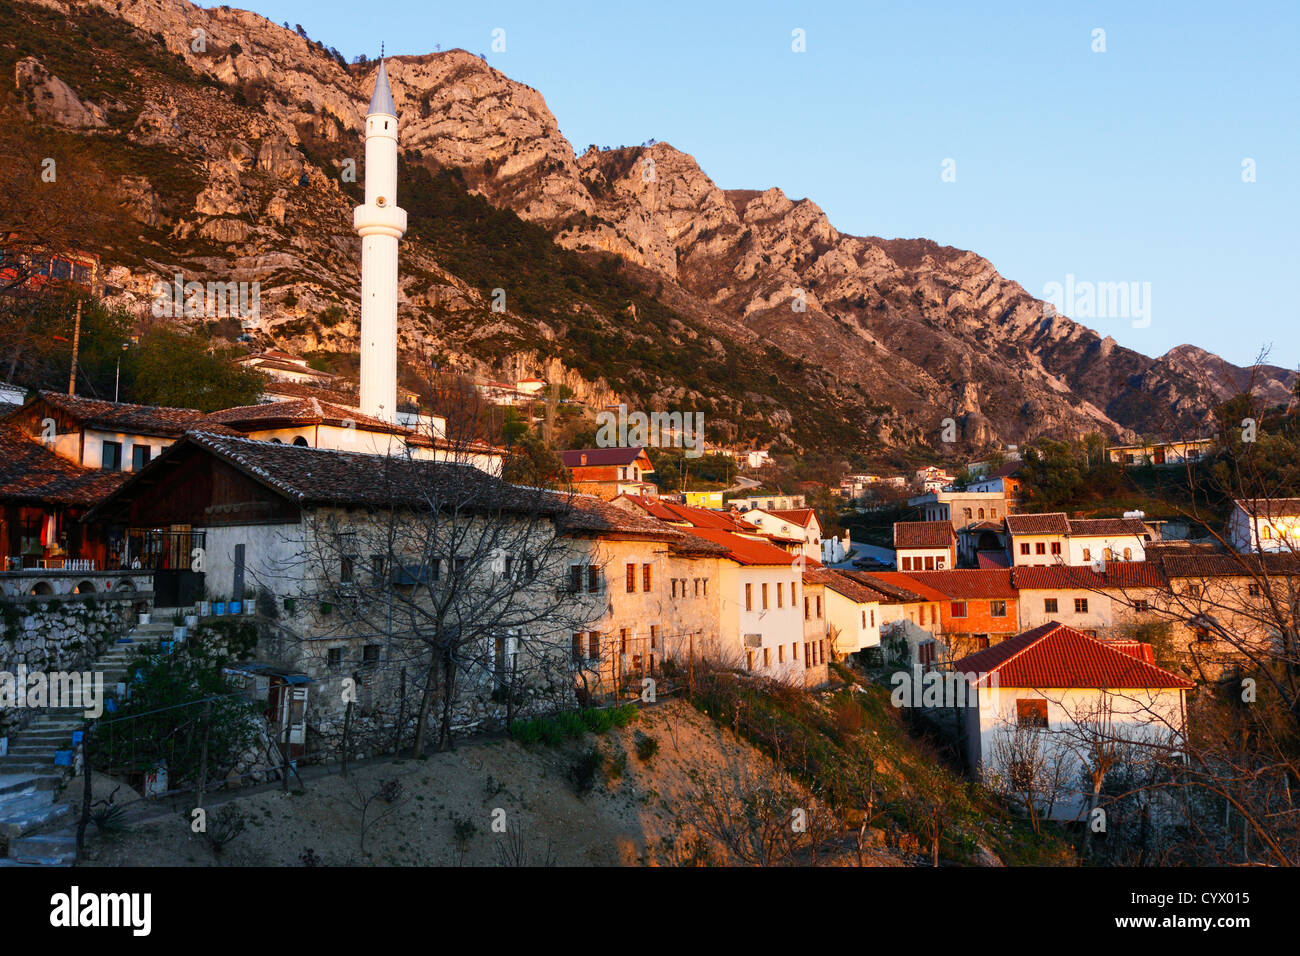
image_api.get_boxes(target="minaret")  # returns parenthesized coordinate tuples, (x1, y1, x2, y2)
(353, 58, 407, 422)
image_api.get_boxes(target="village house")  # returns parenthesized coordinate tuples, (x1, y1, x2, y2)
(899, 568, 1020, 657)
(612, 494, 806, 555)
(958, 519, 1010, 568)
(966, 460, 1026, 502)
(4, 391, 240, 474)
(910, 488, 1009, 528)
(742, 507, 823, 561)
(561, 447, 656, 500)
(235, 349, 340, 389)
(677, 527, 809, 684)
(1226, 497, 1300, 554)
(1003, 513, 1150, 567)
(205, 397, 504, 475)
(797, 570, 832, 685)
(801, 568, 882, 659)
(951, 621, 1193, 822)
(1107, 437, 1214, 467)
(893, 520, 957, 571)
(915, 465, 956, 493)
(852, 570, 948, 643)
(729, 493, 806, 512)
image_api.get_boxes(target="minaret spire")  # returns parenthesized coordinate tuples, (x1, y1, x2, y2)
(353, 58, 407, 422)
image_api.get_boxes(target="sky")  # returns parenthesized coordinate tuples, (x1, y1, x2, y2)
(227, 0, 1298, 369)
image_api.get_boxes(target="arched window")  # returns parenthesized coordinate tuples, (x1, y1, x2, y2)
(1263, 526, 1273, 540)
(978, 508, 985, 519)
(270, 438, 283, 444)
(1123, 548, 1132, 560)
(292, 436, 309, 447)
(29, 581, 54, 596)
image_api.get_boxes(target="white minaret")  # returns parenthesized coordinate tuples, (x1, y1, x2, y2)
(353, 59, 407, 422)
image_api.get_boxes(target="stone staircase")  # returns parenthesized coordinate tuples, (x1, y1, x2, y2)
(0, 614, 176, 865)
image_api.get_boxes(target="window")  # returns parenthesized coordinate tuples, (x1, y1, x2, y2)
(778, 645, 784, 664)
(746, 650, 754, 671)
(587, 566, 601, 593)
(763, 648, 770, 668)
(951, 601, 968, 618)
(1019, 543, 1030, 556)
(1074, 598, 1089, 613)
(1015, 698, 1048, 727)
(101, 441, 122, 471)
(815, 595, 822, 618)
(861, 610, 866, 628)
(1035, 542, 1046, 555)
(1187, 584, 1201, 599)
(1133, 599, 1150, 612)
(363, 644, 381, 664)
(804, 596, 810, 620)
(978, 508, 985, 519)
(1123, 547, 1133, 560)
(990, 600, 1007, 617)
(1050, 542, 1061, 555)
(803, 643, 811, 667)
(924, 556, 935, 570)
(649, 625, 657, 649)
(642, 563, 652, 592)
(588, 632, 601, 661)
(1194, 625, 1212, 643)
(455, 557, 470, 578)
(327, 647, 344, 668)
(619, 628, 628, 653)
(131, 445, 152, 471)
(1248, 584, 1260, 597)
(671, 579, 677, 599)
(901, 556, 911, 571)
(870, 609, 875, 627)
(1044, 598, 1058, 613)
(964, 508, 972, 520)
(1082, 548, 1092, 562)
(776, 582, 783, 608)
(990, 507, 998, 518)
(571, 633, 584, 663)
(626, 563, 636, 592)
(761, 583, 769, 609)
(745, 583, 753, 611)
(569, 565, 583, 593)
(340, 555, 355, 584)
(371, 554, 386, 584)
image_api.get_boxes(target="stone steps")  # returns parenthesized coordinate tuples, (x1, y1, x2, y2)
(8, 829, 77, 865)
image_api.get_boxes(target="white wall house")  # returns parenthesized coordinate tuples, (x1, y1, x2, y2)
(952, 622, 1193, 822)
(742, 507, 822, 561)
(1227, 498, 1300, 554)
(1005, 513, 1149, 568)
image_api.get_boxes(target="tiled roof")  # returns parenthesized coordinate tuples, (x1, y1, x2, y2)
(902, 568, 1017, 599)
(262, 381, 358, 404)
(245, 357, 334, 378)
(1158, 552, 1300, 579)
(1010, 563, 1166, 590)
(803, 568, 883, 604)
(764, 508, 817, 527)
(852, 571, 949, 603)
(1068, 517, 1149, 537)
(894, 520, 956, 549)
(951, 622, 1194, 690)
(26, 391, 242, 438)
(988, 460, 1023, 479)
(618, 494, 751, 531)
(976, 551, 1011, 569)
(1004, 512, 1070, 535)
(0, 424, 127, 507)
(678, 527, 800, 566)
(561, 447, 647, 468)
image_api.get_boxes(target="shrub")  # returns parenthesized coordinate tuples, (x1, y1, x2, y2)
(568, 747, 603, 796)
(206, 805, 247, 854)
(635, 733, 659, 763)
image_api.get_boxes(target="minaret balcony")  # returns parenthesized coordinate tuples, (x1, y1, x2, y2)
(353, 203, 408, 239)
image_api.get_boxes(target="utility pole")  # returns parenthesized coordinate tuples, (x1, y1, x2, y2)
(114, 342, 128, 402)
(67, 299, 82, 396)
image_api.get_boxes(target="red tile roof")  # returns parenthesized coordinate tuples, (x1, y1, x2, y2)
(977, 551, 1011, 569)
(901, 568, 1017, 599)
(803, 568, 883, 604)
(1068, 517, 1150, 537)
(1010, 563, 1166, 590)
(894, 521, 956, 549)
(1004, 512, 1070, 535)
(951, 622, 1193, 689)
(1158, 552, 1300, 578)
(763, 508, 817, 527)
(854, 571, 950, 603)
(0, 424, 127, 507)
(679, 527, 801, 567)
(1234, 497, 1300, 517)
(561, 447, 648, 468)
(22, 391, 242, 438)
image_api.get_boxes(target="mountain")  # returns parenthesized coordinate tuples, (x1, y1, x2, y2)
(2, 0, 1291, 463)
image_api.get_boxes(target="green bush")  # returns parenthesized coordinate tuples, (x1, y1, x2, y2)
(635, 733, 659, 763)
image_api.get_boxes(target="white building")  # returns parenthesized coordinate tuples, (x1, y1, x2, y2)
(741, 507, 822, 561)
(1227, 498, 1300, 554)
(1004, 513, 1150, 568)
(951, 622, 1193, 822)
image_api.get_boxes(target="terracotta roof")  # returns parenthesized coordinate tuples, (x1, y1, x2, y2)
(1008, 561, 1164, 590)
(1068, 517, 1149, 537)
(902, 568, 1017, 599)
(1158, 552, 1300, 579)
(1004, 512, 1070, 535)
(803, 568, 883, 603)
(951, 622, 1193, 689)
(976, 551, 1011, 569)
(678, 528, 800, 566)
(764, 508, 817, 527)
(963, 519, 1005, 533)
(0, 424, 127, 507)
(617, 494, 750, 530)
(244, 357, 334, 378)
(894, 521, 956, 549)
(24, 391, 241, 439)
(262, 381, 358, 404)
(852, 571, 949, 603)
(561, 447, 648, 468)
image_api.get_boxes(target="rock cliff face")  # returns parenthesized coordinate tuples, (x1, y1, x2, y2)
(2, 0, 1290, 459)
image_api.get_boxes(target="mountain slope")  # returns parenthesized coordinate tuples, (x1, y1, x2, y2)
(2, 0, 1288, 462)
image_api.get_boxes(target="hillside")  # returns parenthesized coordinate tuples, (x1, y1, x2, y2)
(1, 0, 1289, 463)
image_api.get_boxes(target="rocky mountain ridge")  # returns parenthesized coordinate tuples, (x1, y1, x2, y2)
(3, 0, 1291, 461)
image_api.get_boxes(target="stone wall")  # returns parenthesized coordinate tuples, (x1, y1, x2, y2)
(0, 594, 134, 737)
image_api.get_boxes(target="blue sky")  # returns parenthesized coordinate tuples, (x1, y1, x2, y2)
(231, 1, 1298, 369)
